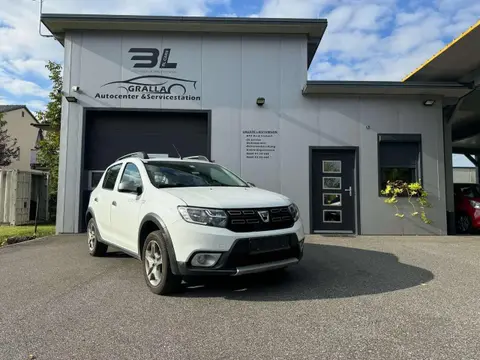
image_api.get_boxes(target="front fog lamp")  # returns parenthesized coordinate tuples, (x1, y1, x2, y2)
(191, 253, 221, 267)
(178, 206, 227, 227)
(288, 203, 300, 222)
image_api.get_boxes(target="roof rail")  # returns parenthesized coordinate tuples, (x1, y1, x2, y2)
(183, 155, 211, 162)
(116, 152, 149, 161)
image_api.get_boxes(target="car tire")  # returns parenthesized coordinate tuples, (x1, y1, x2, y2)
(87, 218, 108, 257)
(456, 213, 472, 234)
(142, 230, 182, 295)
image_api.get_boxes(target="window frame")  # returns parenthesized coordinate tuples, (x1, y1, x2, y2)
(117, 162, 144, 193)
(101, 163, 123, 191)
(377, 134, 423, 196)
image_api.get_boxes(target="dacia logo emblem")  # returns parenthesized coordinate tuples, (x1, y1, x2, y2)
(258, 210, 270, 223)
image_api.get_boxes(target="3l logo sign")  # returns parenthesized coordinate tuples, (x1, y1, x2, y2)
(128, 48, 177, 69)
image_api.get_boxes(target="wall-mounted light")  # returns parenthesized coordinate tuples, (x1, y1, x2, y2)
(256, 97, 265, 106)
(65, 95, 78, 103)
(423, 99, 436, 106)
(71, 86, 80, 92)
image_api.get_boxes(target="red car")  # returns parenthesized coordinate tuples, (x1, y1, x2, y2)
(454, 183, 480, 234)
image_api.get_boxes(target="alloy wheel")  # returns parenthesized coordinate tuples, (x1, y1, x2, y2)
(87, 222, 96, 251)
(458, 215, 470, 233)
(145, 241, 163, 286)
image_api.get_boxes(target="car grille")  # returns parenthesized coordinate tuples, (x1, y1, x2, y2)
(225, 206, 294, 233)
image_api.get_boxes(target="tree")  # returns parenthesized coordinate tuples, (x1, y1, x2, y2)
(36, 61, 62, 215)
(0, 111, 20, 167)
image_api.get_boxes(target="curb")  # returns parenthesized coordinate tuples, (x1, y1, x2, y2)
(0, 234, 57, 250)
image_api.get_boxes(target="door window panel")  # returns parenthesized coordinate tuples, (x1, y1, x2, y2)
(323, 177, 341, 190)
(323, 160, 341, 173)
(323, 210, 342, 223)
(323, 194, 342, 206)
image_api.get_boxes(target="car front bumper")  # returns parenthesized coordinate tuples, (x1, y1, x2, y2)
(168, 219, 305, 276)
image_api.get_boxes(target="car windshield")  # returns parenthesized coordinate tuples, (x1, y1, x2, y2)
(455, 184, 480, 198)
(144, 161, 248, 188)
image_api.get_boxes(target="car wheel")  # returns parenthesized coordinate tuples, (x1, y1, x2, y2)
(142, 230, 182, 295)
(87, 218, 108, 256)
(456, 213, 472, 234)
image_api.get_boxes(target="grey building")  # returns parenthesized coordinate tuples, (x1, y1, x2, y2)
(41, 14, 472, 236)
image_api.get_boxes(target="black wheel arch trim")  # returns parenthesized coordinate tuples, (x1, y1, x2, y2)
(139, 213, 180, 275)
(85, 207, 95, 225)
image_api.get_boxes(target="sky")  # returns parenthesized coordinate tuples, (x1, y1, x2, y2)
(0, 0, 479, 166)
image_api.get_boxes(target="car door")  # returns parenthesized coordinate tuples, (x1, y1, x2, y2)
(94, 163, 123, 241)
(110, 162, 145, 254)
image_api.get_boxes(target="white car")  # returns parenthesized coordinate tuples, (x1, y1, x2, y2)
(85, 152, 305, 295)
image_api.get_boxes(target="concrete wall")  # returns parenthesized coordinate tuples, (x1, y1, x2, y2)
(57, 31, 447, 235)
(2, 108, 38, 172)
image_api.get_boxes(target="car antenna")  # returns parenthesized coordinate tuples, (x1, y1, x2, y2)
(172, 144, 182, 159)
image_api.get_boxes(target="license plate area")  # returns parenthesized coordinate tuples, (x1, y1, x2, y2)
(249, 235, 291, 254)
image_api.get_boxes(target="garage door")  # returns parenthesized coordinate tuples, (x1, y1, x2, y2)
(80, 109, 210, 231)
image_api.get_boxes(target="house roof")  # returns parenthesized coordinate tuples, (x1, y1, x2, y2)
(40, 14, 328, 69)
(0, 105, 38, 123)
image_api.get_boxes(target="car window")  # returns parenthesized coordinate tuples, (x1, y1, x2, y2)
(144, 161, 247, 188)
(458, 184, 480, 198)
(102, 164, 122, 190)
(119, 163, 143, 189)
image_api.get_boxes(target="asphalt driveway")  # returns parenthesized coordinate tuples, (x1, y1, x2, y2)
(1, 235, 479, 360)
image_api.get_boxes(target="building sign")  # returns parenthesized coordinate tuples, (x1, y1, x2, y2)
(94, 48, 201, 102)
(242, 130, 278, 160)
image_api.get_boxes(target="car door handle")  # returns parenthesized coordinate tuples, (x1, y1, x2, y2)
(112, 201, 117, 206)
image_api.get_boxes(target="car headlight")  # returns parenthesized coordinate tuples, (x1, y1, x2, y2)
(178, 206, 228, 228)
(470, 200, 480, 209)
(288, 203, 300, 222)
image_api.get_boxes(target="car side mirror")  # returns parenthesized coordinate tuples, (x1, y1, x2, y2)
(247, 182, 256, 187)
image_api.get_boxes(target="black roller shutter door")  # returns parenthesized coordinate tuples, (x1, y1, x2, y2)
(80, 110, 209, 231)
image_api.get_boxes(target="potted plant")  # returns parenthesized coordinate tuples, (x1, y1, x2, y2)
(381, 180, 432, 224)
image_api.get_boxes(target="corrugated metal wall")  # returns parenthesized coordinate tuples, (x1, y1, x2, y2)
(0, 170, 49, 225)
(453, 167, 477, 184)
(0, 170, 15, 224)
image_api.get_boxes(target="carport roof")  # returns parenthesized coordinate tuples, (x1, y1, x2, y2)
(400, 20, 480, 155)
(302, 81, 471, 97)
(40, 14, 327, 69)
(403, 20, 480, 83)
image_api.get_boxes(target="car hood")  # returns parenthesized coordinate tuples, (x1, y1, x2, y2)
(162, 187, 292, 208)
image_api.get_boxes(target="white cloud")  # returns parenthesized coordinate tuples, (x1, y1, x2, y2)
(258, 0, 331, 18)
(3, 58, 49, 79)
(0, 75, 50, 98)
(26, 100, 47, 112)
(348, 4, 391, 31)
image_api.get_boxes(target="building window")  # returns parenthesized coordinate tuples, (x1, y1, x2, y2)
(22, 111, 25, 117)
(378, 134, 422, 192)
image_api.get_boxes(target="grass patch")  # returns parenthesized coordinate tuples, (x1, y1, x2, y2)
(0, 224, 56, 247)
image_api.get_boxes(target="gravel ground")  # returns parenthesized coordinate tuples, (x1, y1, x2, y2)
(0, 234, 479, 360)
